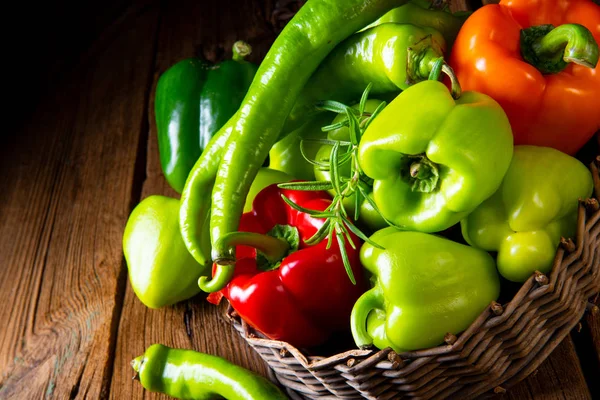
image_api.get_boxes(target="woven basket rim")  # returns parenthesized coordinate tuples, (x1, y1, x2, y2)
(226, 156, 600, 372)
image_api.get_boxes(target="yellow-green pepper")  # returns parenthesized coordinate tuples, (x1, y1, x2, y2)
(358, 80, 513, 233)
(365, 0, 470, 48)
(123, 169, 291, 308)
(123, 196, 209, 309)
(351, 228, 500, 352)
(268, 113, 333, 181)
(462, 146, 594, 283)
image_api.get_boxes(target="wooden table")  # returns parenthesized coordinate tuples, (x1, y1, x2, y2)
(1, 1, 599, 399)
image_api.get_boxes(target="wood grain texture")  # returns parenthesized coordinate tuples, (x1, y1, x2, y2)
(109, 1, 282, 399)
(0, 3, 160, 399)
(506, 339, 591, 400)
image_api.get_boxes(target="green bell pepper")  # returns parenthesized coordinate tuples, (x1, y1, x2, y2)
(123, 169, 289, 308)
(123, 196, 209, 309)
(313, 99, 388, 232)
(351, 228, 500, 352)
(461, 146, 594, 283)
(358, 80, 513, 233)
(155, 41, 257, 193)
(269, 113, 333, 181)
(365, 0, 470, 48)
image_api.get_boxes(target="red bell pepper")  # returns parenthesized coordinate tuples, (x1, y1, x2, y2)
(449, 0, 600, 155)
(207, 184, 366, 349)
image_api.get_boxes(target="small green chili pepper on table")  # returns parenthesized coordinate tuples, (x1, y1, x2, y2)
(132, 344, 287, 400)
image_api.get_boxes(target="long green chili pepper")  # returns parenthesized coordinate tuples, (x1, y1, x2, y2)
(201, 0, 412, 293)
(281, 22, 454, 134)
(132, 344, 287, 400)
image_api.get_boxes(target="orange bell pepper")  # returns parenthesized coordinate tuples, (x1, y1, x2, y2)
(449, 0, 600, 155)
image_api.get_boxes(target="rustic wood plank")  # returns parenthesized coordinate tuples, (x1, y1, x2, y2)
(0, 4, 160, 399)
(109, 1, 281, 398)
(507, 338, 591, 400)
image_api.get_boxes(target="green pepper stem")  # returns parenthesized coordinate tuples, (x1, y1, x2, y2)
(521, 24, 599, 74)
(350, 287, 383, 349)
(427, 58, 462, 99)
(232, 41, 252, 62)
(131, 356, 143, 373)
(400, 154, 440, 193)
(199, 232, 291, 293)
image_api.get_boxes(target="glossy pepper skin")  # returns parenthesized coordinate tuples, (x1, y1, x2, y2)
(123, 196, 209, 309)
(181, 0, 411, 274)
(123, 169, 288, 309)
(314, 99, 388, 233)
(366, 0, 470, 48)
(269, 113, 333, 181)
(282, 22, 448, 134)
(351, 228, 500, 352)
(449, 0, 600, 155)
(132, 344, 287, 400)
(206, 184, 366, 348)
(358, 80, 513, 232)
(462, 146, 593, 283)
(155, 42, 256, 193)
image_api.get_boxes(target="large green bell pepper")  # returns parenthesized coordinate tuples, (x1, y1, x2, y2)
(358, 80, 513, 233)
(462, 146, 594, 283)
(351, 228, 500, 352)
(365, 0, 470, 48)
(155, 42, 257, 193)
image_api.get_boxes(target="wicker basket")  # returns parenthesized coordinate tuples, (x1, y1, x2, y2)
(226, 154, 600, 400)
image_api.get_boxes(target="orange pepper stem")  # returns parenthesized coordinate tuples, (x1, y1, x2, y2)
(199, 231, 290, 293)
(521, 24, 599, 74)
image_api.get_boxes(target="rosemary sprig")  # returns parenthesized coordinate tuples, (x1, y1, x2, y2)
(278, 83, 389, 284)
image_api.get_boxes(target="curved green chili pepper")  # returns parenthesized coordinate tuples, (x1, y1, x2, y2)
(281, 22, 449, 135)
(180, 0, 411, 284)
(132, 344, 287, 400)
(365, 0, 470, 48)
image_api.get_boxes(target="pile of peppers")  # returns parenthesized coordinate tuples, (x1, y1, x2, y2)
(123, 1, 599, 399)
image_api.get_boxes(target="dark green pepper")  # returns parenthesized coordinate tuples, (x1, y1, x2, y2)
(155, 41, 257, 193)
(365, 0, 470, 48)
(132, 344, 287, 400)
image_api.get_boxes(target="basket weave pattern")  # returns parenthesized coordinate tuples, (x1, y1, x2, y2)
(227, 157, 600, 399)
